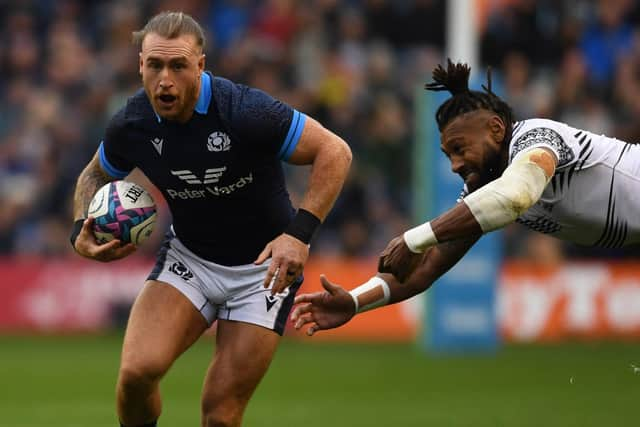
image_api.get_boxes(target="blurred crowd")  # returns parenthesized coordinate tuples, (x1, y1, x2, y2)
(1, 0, 639, 261)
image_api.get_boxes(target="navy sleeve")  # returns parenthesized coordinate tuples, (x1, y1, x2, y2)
(230, 85, 306, 160)
(99, 112, 134, 179)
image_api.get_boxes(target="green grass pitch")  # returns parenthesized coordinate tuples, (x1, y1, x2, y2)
(0, 334, 638, 426)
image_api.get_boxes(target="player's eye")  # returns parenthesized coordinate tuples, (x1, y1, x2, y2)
(172, 63, 186, 70)
(148, 62, 162, 70)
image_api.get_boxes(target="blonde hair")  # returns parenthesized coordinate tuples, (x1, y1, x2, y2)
(132, 11, 205, 50)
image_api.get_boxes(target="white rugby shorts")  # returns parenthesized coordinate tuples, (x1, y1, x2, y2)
(147, 232, 302, 335)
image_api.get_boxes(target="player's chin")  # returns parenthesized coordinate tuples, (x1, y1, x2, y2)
(154, 106, 180, 121)
(466, 171, 494, 192)
(464, 174, 482, 192)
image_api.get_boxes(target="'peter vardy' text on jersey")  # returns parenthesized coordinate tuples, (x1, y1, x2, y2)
(98, 72, 307, 265)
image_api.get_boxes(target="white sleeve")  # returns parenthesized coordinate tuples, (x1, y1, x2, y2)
(510, 123, 576, 169)
(463, 148, 553, 233)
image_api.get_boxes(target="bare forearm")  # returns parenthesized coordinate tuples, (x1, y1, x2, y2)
(362, 236, 480, 307)
(286, 116, 352, 221)
(73, 153, 114, 220)
(403, 202, 483, 254)
(430, 202, 483, 243)
(299, 139, 351, 220)
(408, 149, 555, 251)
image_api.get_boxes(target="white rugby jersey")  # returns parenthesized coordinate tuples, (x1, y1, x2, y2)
(465, 118, 640, 248)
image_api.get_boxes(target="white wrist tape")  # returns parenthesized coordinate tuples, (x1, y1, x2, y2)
(463, 149, 552, 232)
(349, 276, 391, 313)
(403, 222, 438, 253)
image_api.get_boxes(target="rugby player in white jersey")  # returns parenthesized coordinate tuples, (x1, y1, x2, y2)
(70, 11, 351, 427)
(291, 59, 640, 335)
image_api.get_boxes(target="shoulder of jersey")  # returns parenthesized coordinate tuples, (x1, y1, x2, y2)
(122, 89, 156, 122)
(211, 74, 243, 92)
(209, 75, 251, 125)
(512, 118, 567, 138)
(211, 75, 246, 106)
(510, 117, 577, 167)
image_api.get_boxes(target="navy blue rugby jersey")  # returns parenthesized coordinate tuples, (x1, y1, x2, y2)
(98, 72, 307, 265)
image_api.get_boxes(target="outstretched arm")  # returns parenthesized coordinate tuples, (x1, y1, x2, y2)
(256, 116, 352, 293)
(70, 151, 136, 261)
(292, 234, 479, 336)
(379, 147, 557, 282)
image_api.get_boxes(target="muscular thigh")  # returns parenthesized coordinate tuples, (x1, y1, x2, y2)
(203, 320, 280, 403)
(121, 280, 209, 373)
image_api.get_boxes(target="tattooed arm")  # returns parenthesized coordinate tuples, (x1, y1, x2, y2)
(71, 151, 136, 262)
(73, 151, 114, 220)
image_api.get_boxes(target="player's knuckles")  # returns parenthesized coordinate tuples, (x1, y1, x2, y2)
(285, 263, 302, 276)
(284, 253, 305, 268)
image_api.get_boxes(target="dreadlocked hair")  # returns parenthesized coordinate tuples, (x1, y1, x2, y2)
(425, 59, 514, 134)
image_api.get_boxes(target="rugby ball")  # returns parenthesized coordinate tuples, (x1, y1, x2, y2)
(88, 180, 157, 246)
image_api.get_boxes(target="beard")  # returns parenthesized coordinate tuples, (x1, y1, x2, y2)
(482, 150, 504, 183)
(146, 79, 200, 122)
(464, 149, 505, 193)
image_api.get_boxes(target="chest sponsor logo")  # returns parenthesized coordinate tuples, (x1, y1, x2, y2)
(166, 173, 253, 200)
(207, 131, 231, 152)
(151, 137, 163, 155)
(171, 167, 226, 184)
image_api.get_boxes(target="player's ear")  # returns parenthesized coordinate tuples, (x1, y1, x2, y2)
(489, 115, 506, 145)
(139, 52, 143, 76)
(198, 53, 206, 73)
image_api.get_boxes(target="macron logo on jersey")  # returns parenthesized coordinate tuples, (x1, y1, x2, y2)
(151, 138, 163, 155)
(171, 167, 227, 184)
(265, 294, 278, 312)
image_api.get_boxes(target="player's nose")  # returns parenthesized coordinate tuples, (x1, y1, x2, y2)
(158, 70, 173, 89)
(158, 83, 175, 95)
(450, 157, 465, 175)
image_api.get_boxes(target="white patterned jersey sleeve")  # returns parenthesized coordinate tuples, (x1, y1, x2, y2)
(509, 119, 580, 169)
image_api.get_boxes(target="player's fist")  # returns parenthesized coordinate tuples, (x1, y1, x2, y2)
(377, 235, 424, 283)
(72, 218, 137, 262)
(255, 233, 309, 294)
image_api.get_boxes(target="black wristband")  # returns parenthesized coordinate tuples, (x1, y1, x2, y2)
(284, 209, 321, 245)
(70, 219, 85, 248)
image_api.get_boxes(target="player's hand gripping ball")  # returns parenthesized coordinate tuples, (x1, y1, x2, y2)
(88, 181, 157, 246)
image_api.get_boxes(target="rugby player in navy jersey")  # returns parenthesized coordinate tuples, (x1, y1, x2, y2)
(69, 11, 351, 427)
(292, 60, 640, 336)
